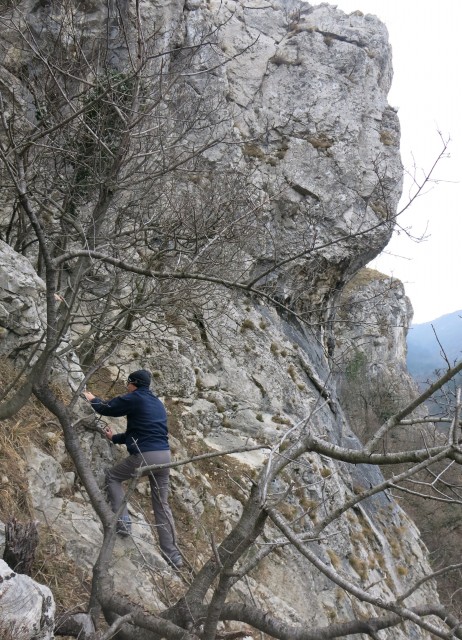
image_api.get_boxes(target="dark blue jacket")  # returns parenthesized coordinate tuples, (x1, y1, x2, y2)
(90, 387, 169, 454)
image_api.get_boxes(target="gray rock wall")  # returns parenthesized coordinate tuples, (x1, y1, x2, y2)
(182, 0, 403, 318)
(0, 0, 402, 319)
(0, 240, 46, 358)
(333, 268, 427, 448)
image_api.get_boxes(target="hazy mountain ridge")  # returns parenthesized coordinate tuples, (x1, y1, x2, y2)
(407, 310, 462, 381)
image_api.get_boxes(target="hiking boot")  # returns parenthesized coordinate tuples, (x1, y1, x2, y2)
(116, 518, 132, 537)
(164, 554, 183, 570)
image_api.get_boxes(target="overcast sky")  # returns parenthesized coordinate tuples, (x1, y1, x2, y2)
(330, 0, 462, 324)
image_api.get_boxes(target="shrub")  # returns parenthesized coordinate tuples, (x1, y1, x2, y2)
(240, 319, 255, 332)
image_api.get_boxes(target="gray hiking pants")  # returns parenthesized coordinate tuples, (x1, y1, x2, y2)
(105, 449, 181, 563)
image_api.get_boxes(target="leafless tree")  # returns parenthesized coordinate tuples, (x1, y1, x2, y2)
(0, 0, 268, 411)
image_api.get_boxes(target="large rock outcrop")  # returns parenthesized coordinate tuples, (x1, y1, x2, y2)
(0, 240, 46, 359)
(334, 268, 462, 615)
(185, 0, 402, 321)
(333, 268, 421, 445)
(0, 0, 402, 323)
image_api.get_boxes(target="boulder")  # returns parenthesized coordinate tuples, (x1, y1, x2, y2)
(0, 558, 55, 640)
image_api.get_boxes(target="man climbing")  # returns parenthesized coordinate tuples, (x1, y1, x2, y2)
(83, 370, 183, 569)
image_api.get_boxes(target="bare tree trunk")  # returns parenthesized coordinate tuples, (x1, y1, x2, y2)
(3, 518, 39, 575)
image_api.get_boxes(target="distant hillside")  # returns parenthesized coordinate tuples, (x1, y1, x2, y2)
(407, 310, 462, 382)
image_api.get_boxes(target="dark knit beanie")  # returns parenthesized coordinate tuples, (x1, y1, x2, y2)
(127, 370, 151, 387)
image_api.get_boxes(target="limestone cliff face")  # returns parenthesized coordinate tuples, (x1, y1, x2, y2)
(0, 0, 401, 319)
(332, 269, 461, 616)
(333, 268, 421, 445)
(183, 0, 403, 317)
(0, 241, 46, 358)
(0, 2, 440, 639)
(332, 268, 437, 453)
(336, 268, 413, 372)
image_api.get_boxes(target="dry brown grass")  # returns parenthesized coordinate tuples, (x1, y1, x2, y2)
(0, 358, 91, 616)
(348, 554, 368, 581)
(87, 366, 126, 399)
(33, 525, 90, 616)
(341, 268, 388, 298)
(0, 359, 60, 521)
